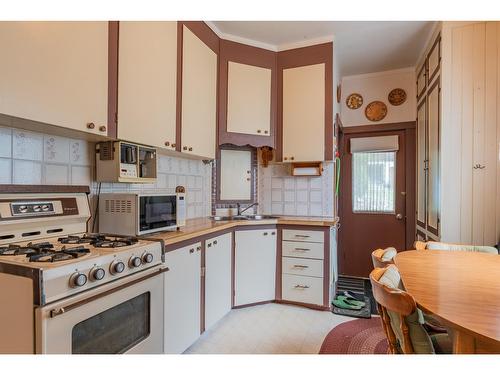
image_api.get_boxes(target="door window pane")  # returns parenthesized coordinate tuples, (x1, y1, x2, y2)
(352, 152, 396, 213)
(72, 292, 150, 354)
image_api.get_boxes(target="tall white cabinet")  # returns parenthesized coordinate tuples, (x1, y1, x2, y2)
(439, 21, 500, 246)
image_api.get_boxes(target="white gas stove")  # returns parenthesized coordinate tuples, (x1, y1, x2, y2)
(0, 185, 166, 354)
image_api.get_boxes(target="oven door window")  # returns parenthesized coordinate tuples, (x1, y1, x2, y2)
(72, 292, 150, 354)
(139, 196, 176, 231)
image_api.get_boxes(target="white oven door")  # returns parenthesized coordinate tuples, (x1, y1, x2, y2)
(35, 267, 165, 354)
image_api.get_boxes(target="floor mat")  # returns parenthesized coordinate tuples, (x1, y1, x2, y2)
(332, 295, 372, 318)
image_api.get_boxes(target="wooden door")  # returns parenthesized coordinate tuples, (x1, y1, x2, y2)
(0, 22, 110, 135)
(205, 233, 232, 331)
(234, 229, 276, 306)
(117, 21, 177, 149)
(227, 62, 272, 136)
(181, 25, 217, 159)
(339, 131, 407, 278)
(164, 242, 201, 354)
(282, 63, 325, 162)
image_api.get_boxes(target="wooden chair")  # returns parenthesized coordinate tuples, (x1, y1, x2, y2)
(371, 247, 397, 268)
(370, 265, 451, 354)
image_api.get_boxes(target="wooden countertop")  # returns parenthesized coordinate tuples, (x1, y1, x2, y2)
(144, 216, 338, 246)
(395, 250, 500, 352)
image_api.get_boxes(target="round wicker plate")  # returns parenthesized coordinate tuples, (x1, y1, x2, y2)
(346, 93, 363, 109)
(388, 88, 407, 106)
(365, 101, 387, 122)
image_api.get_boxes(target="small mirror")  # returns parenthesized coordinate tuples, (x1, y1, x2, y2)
(218, 146, 254, 202)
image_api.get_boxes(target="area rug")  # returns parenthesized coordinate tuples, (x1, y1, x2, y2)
(319, 317, 389, 354)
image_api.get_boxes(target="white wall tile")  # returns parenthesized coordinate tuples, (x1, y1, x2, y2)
(310, 190, 322, 203)
(283, 203, 296, 215)
(310, 177, 322, 190)
(309, 203, 322, 216)
(13, 130, 43, 161)
(13, 160, 42, 184)
(271, 203, 283, 214)
(296, 179, 308, 190)
(283, 178, 295, 190)
(0, 158, 12, 183)
(71, 165, 92, 186)
(0, 127, 12, 158)
(44, 164, 69, 185)
(296, 190, 308, 203)
(271, 189, 283, 202)
(44, 135, 69, 164)
(70, 139, 91, 166)
(284, 190, 295, 202)
(296, 203, 309, 216)
(271, 178, 283, 189)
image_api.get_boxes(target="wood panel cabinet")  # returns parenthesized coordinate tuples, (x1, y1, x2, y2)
(234, 229, 277, 306)
(0, 21, 115, 137)
(278, 43, 333, 162)
(164, 242, 201, 354)
(416, 33, 441, 240)
(117, 21, 177, 149)
(204, 233, 232, 331)
(218, 39, 276, 148)
(180, 23, 218, 159)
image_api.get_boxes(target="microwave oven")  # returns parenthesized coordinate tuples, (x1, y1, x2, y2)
(98, 193, 186, 236)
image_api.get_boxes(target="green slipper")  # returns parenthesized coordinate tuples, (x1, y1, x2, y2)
(337, 295, 366, 308)
(332, 298, 362, 310)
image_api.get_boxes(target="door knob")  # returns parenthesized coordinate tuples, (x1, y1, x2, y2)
(396, 214, 403, 220)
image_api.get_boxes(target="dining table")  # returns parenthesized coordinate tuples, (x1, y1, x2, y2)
(394, 249, 500, 354)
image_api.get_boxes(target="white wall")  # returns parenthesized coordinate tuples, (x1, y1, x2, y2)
(340, 68, 416, 127)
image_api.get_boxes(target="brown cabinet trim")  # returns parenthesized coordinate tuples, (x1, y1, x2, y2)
(416, 62, 427, 102)
(277, 42, 334, 161)
(427, 33, 441, 84)
(107, 21, 119, 139)
(0, 184, 90, 194)
(218, 39, 277, 148)
(340, 121, 416, 134)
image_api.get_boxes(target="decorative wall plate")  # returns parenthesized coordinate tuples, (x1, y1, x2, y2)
(346, 93, 363, 109)
(388, 88, 407, 106)
(365, 101, 388, 122)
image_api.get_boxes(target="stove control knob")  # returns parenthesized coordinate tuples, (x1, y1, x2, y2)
(41, 204, 51, 212)
(142, 252, 154, 264)
(110, 260, 125, 275)
(70, 272, 87, 288)
(33, 205, 41, 212)
(90, 267, 105, 281)
(19, 205, 28, 213)
(129, 256, 142, 268)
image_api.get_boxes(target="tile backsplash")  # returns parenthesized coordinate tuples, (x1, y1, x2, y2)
(258, 162, 335, 217)
(0, 124, 213, 226)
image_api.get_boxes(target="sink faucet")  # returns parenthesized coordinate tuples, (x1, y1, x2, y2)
(237, 202, 259, 216)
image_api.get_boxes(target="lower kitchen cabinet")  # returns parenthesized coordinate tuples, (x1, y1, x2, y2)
(204, 232, 232, 331)
(163, 242, 201, 354)
(234, 229, 277, 306)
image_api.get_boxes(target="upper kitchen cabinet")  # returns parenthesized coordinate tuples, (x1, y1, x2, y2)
(117, 22, 177, 150)
(0, 22, 116, 137)
(179, 22, 218, 159)
(278, 43, 333, 162)
(219, 40, 276, 148)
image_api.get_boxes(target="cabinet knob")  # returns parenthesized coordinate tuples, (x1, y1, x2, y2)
(188, 147, 193, 152)
(284, 157, 288, 161)
(189, 248, 194, 253)
(196, 246, 201, 251)
(164, 141, 170, 147)
(246, 178, 251, 181)
(264, 130, 269, 134)
(99, 125, 107, 132)
(207, 243, 212, 247)
(183, 146, 188, 151)
(213, 240, 217, 245)
(86, 122, 95, 130)
(257, 129, 261, 133)
(271, 232, 275, 235)
(290, 156, 295, 161)
(263, 232, 268, 236)
(171, 143, 176, 148)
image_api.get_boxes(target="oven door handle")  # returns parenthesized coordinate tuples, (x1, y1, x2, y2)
(48, 267, 169, 318)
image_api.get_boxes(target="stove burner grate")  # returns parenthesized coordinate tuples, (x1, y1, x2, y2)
(28, 246, 91, 263)
(0, 242, 54, 256)
(57, 234, 138, 248)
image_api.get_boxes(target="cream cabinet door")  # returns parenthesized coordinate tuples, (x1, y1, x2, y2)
(234, 229, 277, 306)
(164, 242, 201, 354)
(427, 82, 440, 235)
(282, 63, 325, 162)
(227, 61, 272, 136)
(0, 22, 108, 135)
(416, 100, 427, 226)
(181, 26, 217, 159)
(205, 233, 232, 331)
(118, 22, 177, 149)
(219, 149, 252, 200)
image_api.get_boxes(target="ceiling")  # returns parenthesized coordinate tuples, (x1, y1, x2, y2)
(210, 21, 436, 76)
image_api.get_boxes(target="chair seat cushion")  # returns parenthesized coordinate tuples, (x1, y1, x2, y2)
(382, 247, 397, 261)
(426, 241, 498, 254)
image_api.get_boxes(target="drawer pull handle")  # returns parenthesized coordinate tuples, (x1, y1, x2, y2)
(294, 248, 310, 252)
(295, 234, 310, 238)
(50, 307, 65, 318)
(294, 284, 310, 289)
(292, 265, 309, 269)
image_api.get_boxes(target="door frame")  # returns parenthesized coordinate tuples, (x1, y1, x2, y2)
(338, 121, 416, 277)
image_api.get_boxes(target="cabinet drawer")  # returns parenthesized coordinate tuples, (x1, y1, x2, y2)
(282, 229, 324, 243)
(282, 274, 323, 306)
(282, 257, 323, 278)
(282, 241, 324, 260)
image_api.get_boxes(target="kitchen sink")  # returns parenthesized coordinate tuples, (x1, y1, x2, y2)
(211, 215, 279, 222)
